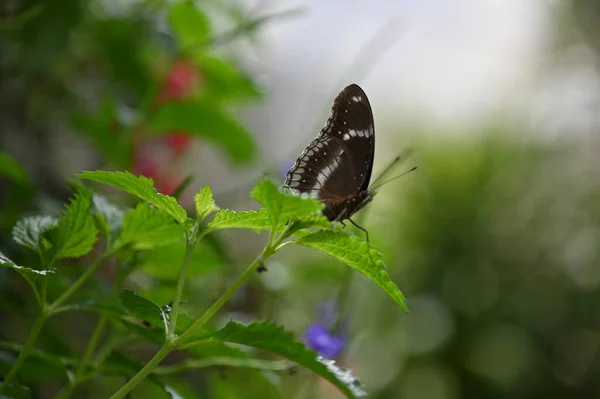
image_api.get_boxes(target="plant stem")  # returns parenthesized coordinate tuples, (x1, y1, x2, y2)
(175, 246, 272, 346)
(0, 312, 47, 394)
(168, 240, 195, 338)
(108, 343, 172, 399)
(49, 253, 110, 312)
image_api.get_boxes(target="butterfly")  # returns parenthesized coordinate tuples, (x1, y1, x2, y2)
(284, 83, 415, 240)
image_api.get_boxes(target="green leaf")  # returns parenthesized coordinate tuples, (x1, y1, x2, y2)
(0, 251, 54, 305)
(77, 171, 188, 224)
(195, 185, 219, 221)
(119, 290, 168, 333)
(206, 209, 271, 232)
(149, 100, 255, 163)
(91, 194, 125, 240)
(168, 1, 210, 49)
(115, 203, 185, 250)
(250, 179, 323, 231)
(12, 216, 57, 256)
(0, 152, 30, 185)
(289, 214, 332, 234)
(49, 191, 98, 260)
(197, 55, 261, 101)
(294, 231, 408, 312)
(199, 321, 366, 399)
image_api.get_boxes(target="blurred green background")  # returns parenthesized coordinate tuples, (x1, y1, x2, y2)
(2, 0, 600, 398)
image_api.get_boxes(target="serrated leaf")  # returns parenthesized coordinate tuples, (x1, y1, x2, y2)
(12, 216, 57, 255)
(0, 251, 54, 304)
(119, 290, 168, 333)
(294, 231, 408, 312)
(250, 179, 323, 232)
(168, 1, 210, 49)
(115, 203, 185, 250)
(195, 185, 219, 221)
(0, 152, 31, 186)
(77, 171, 188, 224)
(148, 100, 255, 163)
(206, 209, 271, 232)
(198, 321, 366, 399)
(91, 194, 125, 241)
(49, 191, 98, 260)
(289, 214, 332, 234)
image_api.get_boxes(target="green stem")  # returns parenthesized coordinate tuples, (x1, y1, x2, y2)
(49, 253, 110, 312)
(175, 246, 273, 346)
(108, 343, 172, 399)
(168, 240, 195, 338)
(0, 312, 47, 394)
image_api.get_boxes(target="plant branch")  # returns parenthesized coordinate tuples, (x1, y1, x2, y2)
(108, 343, 172, 399)
(48, 252, 111, 312)
(0, 312, 47, 394)
(174, 246, 272, 346)
(168, 236, 196, 338)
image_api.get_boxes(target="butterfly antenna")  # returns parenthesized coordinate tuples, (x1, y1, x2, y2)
(368, 156, 402, 189)
(370, 166, 417, 191)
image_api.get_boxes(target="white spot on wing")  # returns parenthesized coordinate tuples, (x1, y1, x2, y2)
(343, 133, 350, 141)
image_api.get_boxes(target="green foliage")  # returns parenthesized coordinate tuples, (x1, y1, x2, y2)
(168, 1, 211, 49)
(197, 55, 262, 101)
(115, 203, 185, 250)
(0, 152, 31, 185)
(148, 100, 256, 163)
(195, 185, 220, 221)
(77, 171, 188, 224)
(251, 179, 323, 232)
(12, 216, 57, 257)
(119, 290, 168, 333)
(206, 209, 271, 232)
(0, 251, 54, 305)
(91, 194, 125, 243)
(198, 321, 366, 399)
(295, 231, 408, 312)
(48, 191, 98, 260)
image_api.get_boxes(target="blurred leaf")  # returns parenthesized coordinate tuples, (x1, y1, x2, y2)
(192, 321, 366, 399)
(0, 152, 30, 186)
(115, 203, 185, 250)
(154, 356, 291, 375)
(0, 380, 31, 399)
(197, 55, 261, 101)
(89, 18, 151, 98)
(250, 179, 323, 232)
(0, 340, 71, 385)
(48, 191, 98, 260)
(195, 185, 219, 221)
(54, 299, 124, 316)
(119, 290, 168, 332)
(206, 209, 271, 232)
(91, 194, 125, 243)
(169, 1, 210, 49)
(137, 241, 222, 281)
(77, 171, 188, 224)
(12, 216, 57, 257)
(294, 231, 408, 312)
(70, 95, 131, 166)
(114, 318, 164, 344)
(148, 100, 255, 163)
(0, 251, 54, 305)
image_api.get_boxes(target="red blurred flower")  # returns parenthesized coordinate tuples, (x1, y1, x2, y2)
(158, 60, 201, 103)
(164, 132, 192, 154)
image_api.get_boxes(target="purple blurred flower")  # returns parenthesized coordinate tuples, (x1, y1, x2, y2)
(304, 302, 348, 360)
(304, 323, 347, 360)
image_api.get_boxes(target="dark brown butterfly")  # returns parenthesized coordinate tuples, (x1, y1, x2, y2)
(284, 84, 414, 238)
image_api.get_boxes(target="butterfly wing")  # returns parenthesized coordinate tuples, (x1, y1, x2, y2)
(284, 84, 375, 214)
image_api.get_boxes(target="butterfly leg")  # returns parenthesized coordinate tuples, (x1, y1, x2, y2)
(348, 218, 370, 244)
